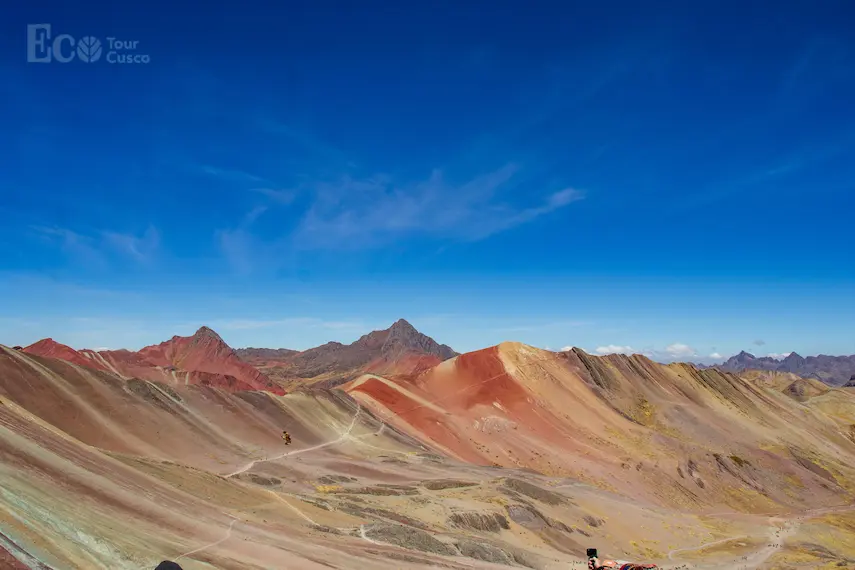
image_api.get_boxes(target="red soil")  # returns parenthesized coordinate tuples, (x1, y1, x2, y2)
(22, 328, 283, 395)
(415, 347, 532, 412)
(347, 376, 483, 463)
(23, 339, 110, 372)
(137, 327, 282, 394)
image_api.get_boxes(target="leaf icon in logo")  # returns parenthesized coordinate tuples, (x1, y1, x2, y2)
(77, 36, 102, 63)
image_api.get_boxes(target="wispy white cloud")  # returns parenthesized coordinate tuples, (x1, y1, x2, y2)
(665, 342, 697, 358)
(198, 165, 268, 184)
(709, 352, 723, 359)
(29, 225, 160, 267)
(595, 344, 637, 355)
(291, 165, 584, 250)
(30, 225, 106, 267)
(101, 226, 159, 265)
(255, 118, 353, 166)
(767, 352, 792, 360)
(591, 342, 708, 363)
(251, 188, 296, 204)
(216, 163, 584, 271)
(216, 227, 268, 275)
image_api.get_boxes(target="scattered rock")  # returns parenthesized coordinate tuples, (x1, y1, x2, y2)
(127, 379, 172, 410)
(510, 549, 541, 569)
(310, 524, 342, 535)
(547, 518, 574, 533)
(342, 486, 419, 496)
(295, 496, 332, 511)
(422, 479, 479, 491)
(317, 475, 357, 485)
(339, 503, 430, 529)
(583, 515, 604, 528)
(501, 478, 564, 505)
(797, 542, 844, 560)
(246, 474, 281, 486)
(456, 540, 515, 565)
(790, 449, 837, 483)
(417, 453, 446, 463)
(687, 459, 698, 477)
(363, 524, 457, 556)
(152, 382, 182, 401)
(506, 504, 549, 530)
(448, 512, 510, 532)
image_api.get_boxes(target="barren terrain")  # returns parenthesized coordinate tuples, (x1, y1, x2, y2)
(3, 333, 855, 569)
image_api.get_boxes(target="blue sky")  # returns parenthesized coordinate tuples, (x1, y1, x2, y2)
(1, 1, 853, 362)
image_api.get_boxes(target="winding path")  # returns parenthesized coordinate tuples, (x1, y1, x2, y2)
(174, 516, 239, 562)
(665, 503, 855, 570)
(178, 402, 408, 563)
(224, 404, 363, 478)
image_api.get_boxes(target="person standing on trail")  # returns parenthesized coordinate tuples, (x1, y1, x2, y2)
(282, 431, 291, 445)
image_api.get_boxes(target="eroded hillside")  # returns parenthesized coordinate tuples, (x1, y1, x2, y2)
(345, 343, 855, 513)
(3, 343, 855, 569)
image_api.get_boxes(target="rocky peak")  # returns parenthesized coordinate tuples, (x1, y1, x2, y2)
(734, 350, 756, 362)
(782, 352, 805, 366)
(389, 318, 418, 334)
(193, 326, 224, 342)
(381, 319, 457, 360)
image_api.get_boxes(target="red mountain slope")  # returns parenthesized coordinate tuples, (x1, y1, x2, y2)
(345, 342, 855, 513)
(23, 327, 283, 395)
(136, 326, 281, 393)
(23, 339, 111, 371)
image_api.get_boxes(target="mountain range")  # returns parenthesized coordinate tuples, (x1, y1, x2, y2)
(5, 320, 855, 568)
(235, 318, 459, 390)
(711, 350, 855, 387)
(23, 320, 854, 394)
(21, 318, 459, 395)
(4, 320, 855, 568)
